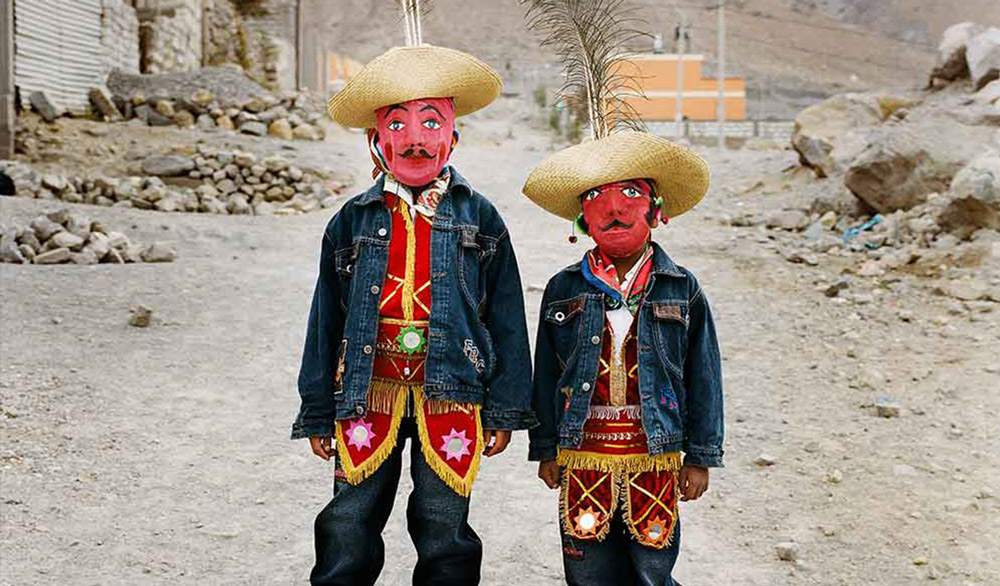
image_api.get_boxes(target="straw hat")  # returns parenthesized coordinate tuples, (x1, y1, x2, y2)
(327, 45, 502, 129)
(522, 131, 710, 221)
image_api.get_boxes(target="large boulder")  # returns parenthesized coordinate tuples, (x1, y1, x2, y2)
(931, 22, 985, 85)
(791, 93, 884, 178)
(938, 151, 1000, 233)
(966, 27, 1000, 89)
(844, 111, 996, 213)
(142, 155, 195, 177)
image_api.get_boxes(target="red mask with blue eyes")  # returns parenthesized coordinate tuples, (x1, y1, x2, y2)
(374, 97, 456, 187)
(581, 180, 658, 259)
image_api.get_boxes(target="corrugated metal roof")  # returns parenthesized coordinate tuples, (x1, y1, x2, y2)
(14, 0, 105, 115)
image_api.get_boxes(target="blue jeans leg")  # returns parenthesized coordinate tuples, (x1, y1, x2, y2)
(628, 518, 681, 586)
(310, 423, 405, 586)
(407, 421, 483, 586)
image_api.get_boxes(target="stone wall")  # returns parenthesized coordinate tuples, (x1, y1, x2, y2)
(242, 0, 297, 91)
(136, 0, 203, 73)
(204, 0, 241, 67)
(101, 0, 141, 77)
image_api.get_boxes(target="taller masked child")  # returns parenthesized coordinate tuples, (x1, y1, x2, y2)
(291, 36, 535, 586)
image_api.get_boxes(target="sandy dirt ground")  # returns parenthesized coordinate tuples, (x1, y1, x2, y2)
(2, 101, 999, 585)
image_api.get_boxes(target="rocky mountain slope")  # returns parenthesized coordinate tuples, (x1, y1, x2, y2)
(316, 0, 1000, 116)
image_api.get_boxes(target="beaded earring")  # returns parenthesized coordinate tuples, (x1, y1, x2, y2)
(569, 212, 587, 244)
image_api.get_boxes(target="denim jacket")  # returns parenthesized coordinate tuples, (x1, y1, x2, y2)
(292, 167, 536, 439)
(528, 242, 724, 467)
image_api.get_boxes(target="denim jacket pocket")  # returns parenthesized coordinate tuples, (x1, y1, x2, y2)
(544, 295, 586, 369)
(457, 226, 486, 313)
(650, 300, 688, 379)
(334, 242, 358, 278)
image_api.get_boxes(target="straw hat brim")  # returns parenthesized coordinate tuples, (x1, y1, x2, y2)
(522, 132, 710, 221)
(327, 45, 502, 129)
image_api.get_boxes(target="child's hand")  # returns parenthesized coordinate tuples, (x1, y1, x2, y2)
(538, 459, 561, 489)
(309, 436, 334, 461)
(483, 430, 512, 457)
(679, 465, 709, 501)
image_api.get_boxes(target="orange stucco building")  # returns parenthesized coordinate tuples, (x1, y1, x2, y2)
(615, 54, 746, 121)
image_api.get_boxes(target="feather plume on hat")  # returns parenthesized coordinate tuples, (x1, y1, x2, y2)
(520, 0, 711, 222)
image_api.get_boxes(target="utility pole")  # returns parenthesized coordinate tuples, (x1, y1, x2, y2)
(716, 0, 726, 150)
(0, 0, 13, 161)
(674, 11, 686, 139)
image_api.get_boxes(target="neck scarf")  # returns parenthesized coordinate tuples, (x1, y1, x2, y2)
(582, 245, 654, 314)
(383, 167, 451, 218)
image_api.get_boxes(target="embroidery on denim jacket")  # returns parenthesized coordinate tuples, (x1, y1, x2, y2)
(463, 339, 486, 374)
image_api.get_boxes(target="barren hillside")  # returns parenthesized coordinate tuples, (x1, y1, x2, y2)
(315, 0, 1000, 116)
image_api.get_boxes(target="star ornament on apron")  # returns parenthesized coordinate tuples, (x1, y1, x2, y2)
(345, 418, 376, 451)
(395, 325, 427, 355)
(644, 515, 670, 546)
(574, 506, 601, 536)
(440, 428, 473, 462)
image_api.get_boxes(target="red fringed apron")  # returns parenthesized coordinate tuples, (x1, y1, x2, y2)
(335, 191, 482, 496)
(559, 249, 681, 549)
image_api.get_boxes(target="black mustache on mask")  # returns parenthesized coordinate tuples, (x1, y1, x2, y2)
(399, 148, 435, 159)
(600, 219, 634, 231)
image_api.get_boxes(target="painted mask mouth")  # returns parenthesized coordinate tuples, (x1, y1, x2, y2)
(600, 219, 634, 232)
(399, 148, 436, 160)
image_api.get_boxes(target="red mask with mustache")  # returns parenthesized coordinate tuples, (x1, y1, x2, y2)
(375, 97, 456, 187)
(581, 180, 657, 259)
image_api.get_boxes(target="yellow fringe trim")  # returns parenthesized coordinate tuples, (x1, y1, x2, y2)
(413, 388, 483, 497)
(559, 468, 619, 542)
(621, 471, 679, 550)
(556, 449, 683, 475)
(367, 379, 420, 415)
(335, 384, 408, 486)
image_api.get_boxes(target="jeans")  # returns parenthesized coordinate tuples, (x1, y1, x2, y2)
(311, 418, 483, 586)
(561, 513, 681, 586)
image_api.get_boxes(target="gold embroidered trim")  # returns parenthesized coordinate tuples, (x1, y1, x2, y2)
(400, 199, 417, 321)
(559, 468, 619, 542)
(622, 471, 679, 550)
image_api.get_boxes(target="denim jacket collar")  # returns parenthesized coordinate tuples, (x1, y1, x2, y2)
(564, 241, 686, 279)
(355, 166, 473, 207)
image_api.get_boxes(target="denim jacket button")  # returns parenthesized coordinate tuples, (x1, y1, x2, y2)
(377, 228, 387, 237)
(355, 405, 364, 415)
(590, 335, 601, 345)
(370, 285, 380, 295)
(582, 382, 591, 391)
(363, 345, 373, 355)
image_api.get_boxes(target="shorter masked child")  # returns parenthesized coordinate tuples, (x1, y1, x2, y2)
(522, 132, 724, 585)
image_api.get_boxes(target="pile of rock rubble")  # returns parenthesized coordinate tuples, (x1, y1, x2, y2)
(28, 67, 326, 142)
(1, 147, 344, 216)
(0, 209, 176, 265)
(736, 22, 1000, 303)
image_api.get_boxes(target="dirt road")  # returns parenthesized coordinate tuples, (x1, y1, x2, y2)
(2, 107, 998, 585)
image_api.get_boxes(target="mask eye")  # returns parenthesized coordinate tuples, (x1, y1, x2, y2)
(387, 120, 404, 131)
(584, 189, 601, 201)
(422, 119, 441, 130)
(623, 186, 642, 198)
